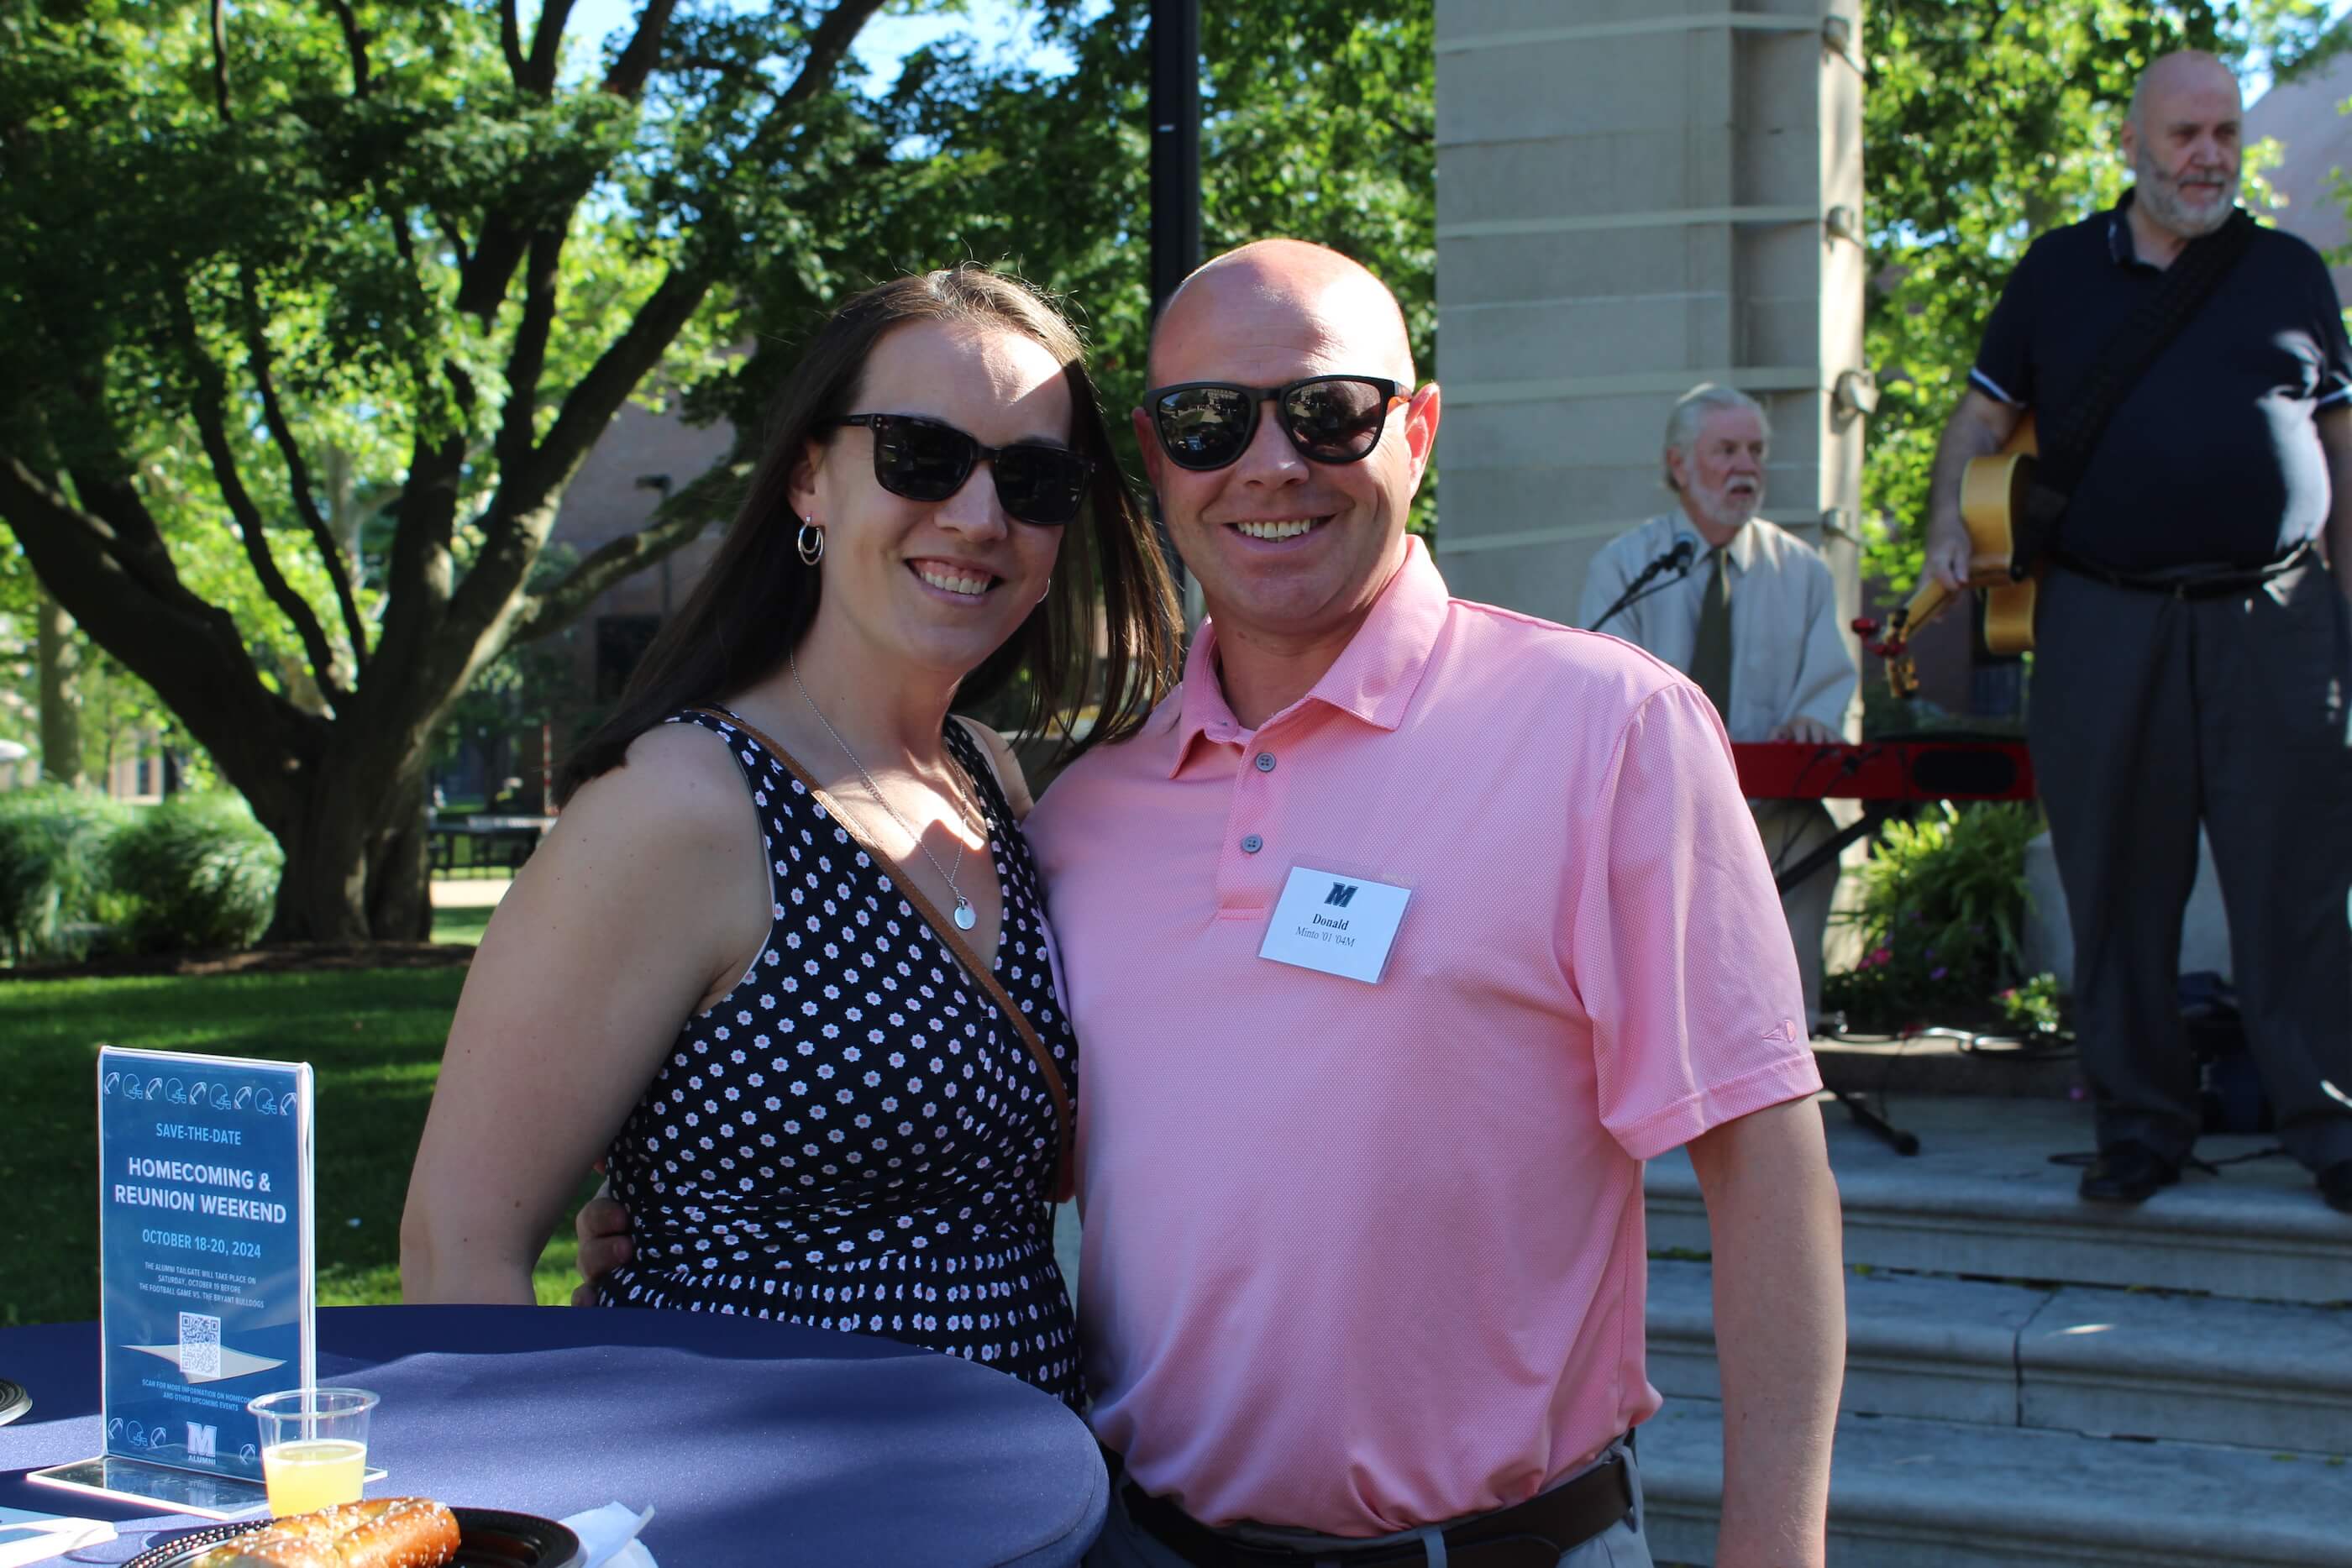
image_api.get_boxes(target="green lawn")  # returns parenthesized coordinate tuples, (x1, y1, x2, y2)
(0, 925, 594, 1327)
(430, 904, 494, 946)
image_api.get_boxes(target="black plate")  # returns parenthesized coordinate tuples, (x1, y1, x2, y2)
(125, 1506, 580, 1568)
(0, 1378, 27, 1427)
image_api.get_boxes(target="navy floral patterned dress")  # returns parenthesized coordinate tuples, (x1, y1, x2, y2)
(596, 708, 1081, 1406)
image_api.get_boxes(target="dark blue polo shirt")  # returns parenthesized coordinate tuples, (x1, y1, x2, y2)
(1969, 191, 2352, 572)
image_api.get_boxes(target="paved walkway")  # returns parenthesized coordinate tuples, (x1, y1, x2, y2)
(431, 877, 512, 909)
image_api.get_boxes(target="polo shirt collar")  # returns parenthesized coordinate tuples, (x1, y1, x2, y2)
(2107, 189, 2161, 272)
(1165, 535, 1451, 777)
(2106, 187, 2252, 275)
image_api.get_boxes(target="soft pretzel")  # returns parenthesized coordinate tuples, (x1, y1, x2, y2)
(190, 1497, 460, 1568)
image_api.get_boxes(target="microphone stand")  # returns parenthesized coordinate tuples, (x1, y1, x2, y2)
(1586, 538, 1697, 633)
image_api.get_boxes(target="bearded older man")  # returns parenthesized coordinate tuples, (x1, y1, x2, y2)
(1578, 385, 1856, 1031)
(1927, 50, 2352, 1213)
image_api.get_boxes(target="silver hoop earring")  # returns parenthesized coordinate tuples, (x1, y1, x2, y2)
(795, 520, 825, 566)
(1037, 574, 1052, 606)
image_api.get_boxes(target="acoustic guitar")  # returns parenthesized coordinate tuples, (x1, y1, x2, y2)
(1862, 415, 2041, 699)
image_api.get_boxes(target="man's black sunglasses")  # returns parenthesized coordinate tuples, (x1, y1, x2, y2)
(831, 413, 1092, 526)
(1142, 375, 1406, 472)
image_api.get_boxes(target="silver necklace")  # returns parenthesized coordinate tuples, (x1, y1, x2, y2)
(790, 653, 985, 931)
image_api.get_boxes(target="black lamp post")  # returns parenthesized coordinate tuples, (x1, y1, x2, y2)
(1147, 0, 1200, 592)
(1148, 0, 1201, 322)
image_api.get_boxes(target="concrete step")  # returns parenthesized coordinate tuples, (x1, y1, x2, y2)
(1639, 1398, 2352, 1568)
(1646, 1094, 2352, 1304)
(1649, 1260, 2036, 1429)
(1648, 1258, 2352, 1453)
(2016, 1283, 2352, 1454)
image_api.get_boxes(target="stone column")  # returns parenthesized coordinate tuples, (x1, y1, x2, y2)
(1433, 0, 1867, 664)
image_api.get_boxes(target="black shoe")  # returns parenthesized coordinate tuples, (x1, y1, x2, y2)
(2320, 1162, 2352, 1215)
(2078, 1142, 2181, 1204)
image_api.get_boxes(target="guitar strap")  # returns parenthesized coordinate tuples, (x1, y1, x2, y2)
(2014, 204, 2260, 569)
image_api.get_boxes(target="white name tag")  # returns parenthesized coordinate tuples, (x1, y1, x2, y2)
(1258, 866, 1412, 984)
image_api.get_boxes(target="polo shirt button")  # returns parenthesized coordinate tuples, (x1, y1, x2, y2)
(1241, 834, 1264, 854)
(1254, 752, 1276, 774)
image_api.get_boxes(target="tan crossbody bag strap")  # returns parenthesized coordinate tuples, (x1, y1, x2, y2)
(687, 707, 1074, 1204)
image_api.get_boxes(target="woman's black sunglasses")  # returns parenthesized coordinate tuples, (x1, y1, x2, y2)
(831, 413, 1091, 526)
(1142, 375, 1406, 472)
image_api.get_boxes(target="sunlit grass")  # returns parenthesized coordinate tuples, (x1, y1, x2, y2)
(430, 904, 494, 946)
(0, 965, 591, 1325)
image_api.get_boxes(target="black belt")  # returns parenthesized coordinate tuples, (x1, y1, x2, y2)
(1103, 1447, 1634, 1568)
(2051, 541, 2312, 600)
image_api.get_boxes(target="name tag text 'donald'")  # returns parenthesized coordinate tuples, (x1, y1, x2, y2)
(1257, 865, 1412, 983)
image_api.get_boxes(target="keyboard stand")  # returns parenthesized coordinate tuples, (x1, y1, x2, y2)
(1830, 1088, 1919, 1155)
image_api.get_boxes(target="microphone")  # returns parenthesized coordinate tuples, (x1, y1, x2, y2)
(1588, 537, 1699, 633)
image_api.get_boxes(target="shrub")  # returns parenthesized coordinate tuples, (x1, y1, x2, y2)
(0, 788, 132, 963)
(1824, 801, 2045, 1030)
(1998, 971, 2070, 1038)
(104, 794, 283, 953)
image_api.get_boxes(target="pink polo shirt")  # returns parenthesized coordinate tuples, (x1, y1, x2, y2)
(1026, 538, 1820, 1536)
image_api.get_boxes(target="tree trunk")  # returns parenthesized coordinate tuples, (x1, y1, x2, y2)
(34, 590, 83, 789)
(367, 773, 434, 942)
(263, 751, 433, 943)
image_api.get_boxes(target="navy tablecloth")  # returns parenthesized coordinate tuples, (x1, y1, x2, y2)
(0, 1305, 1105, 1567)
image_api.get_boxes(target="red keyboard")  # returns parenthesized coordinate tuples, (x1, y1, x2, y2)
(1733, 738, 2035, 803)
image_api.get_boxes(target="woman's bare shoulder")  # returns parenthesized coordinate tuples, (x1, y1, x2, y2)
(474, 718, 766, 996)
(548, 720, 758, 870)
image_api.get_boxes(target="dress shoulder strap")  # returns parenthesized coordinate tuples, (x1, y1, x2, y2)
(948, 716, 1033, 821)
(664, 706, 786, 909)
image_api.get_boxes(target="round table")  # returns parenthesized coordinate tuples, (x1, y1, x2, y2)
(0, 1305, 1105, 1566)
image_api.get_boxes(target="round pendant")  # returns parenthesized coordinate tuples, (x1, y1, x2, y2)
(953, 898, 978, 931)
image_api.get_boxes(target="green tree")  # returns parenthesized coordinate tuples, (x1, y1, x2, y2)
(0, 0, 1437, 943)
(0, 0, 895, 939)
(696, 0, 1436, 518)
(1861, 0, 2345, 590)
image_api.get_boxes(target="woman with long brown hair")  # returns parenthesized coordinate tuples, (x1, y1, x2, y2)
(401, 266, 1181, 1407)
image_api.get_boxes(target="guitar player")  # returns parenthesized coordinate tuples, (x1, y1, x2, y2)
(1924, 50, 2352, 1214)
(1578, 383, 1858, 1034)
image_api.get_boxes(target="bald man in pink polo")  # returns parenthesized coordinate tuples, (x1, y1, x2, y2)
(1042, 243, 1843, 1568)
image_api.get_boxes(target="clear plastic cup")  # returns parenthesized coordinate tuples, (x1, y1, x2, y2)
(247, 1387, 377, 1517)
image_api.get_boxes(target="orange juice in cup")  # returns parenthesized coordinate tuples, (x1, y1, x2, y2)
(247, 1387, 378, 1517)
(261, 1437, 369, 1514)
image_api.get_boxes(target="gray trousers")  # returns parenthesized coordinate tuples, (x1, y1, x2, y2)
(2028, 557, 2352, 1172)
(1084, 1435, 1651, 1568)
(1754, 800, 1840, 1033)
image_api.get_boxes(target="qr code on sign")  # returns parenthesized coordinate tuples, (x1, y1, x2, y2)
(179, 1311, 222, 1379)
